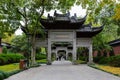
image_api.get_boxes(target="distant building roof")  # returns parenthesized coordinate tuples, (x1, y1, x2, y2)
(1, 42, 12, 48)
(76, 24, 104, 37)
(109, 39, 120, 46)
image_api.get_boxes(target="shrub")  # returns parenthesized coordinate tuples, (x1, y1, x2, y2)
(2, 72, 9, 79)
(98, 57, 111, 64)
(93, 56, 105, 63)
(8, 70, 21, 76)
(103, 51, 107, 57)
(35, 54, 46, 60)
(97, 55, 120, 67)
(0, 53, 24, 65)
(0, 73, 4, 80)
(2, 46, 8, 54)
(109, 55, 120, 67)
(109, 49, 115, 56)
(97, 51, 102, 57)
(79, 56, 88, 61)
(0, 57, 8, 65)
(0, 71, 9, 79)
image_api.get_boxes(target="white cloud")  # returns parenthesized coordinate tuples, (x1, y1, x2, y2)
(70, 5, 86, 17)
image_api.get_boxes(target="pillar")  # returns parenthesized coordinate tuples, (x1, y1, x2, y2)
(72, 31, 77, 64)
(55, 50, 58, 60)
(88, 45, 94, 64)
(47, 38, 52, 65)
(66, 51, 68, 60)
(73, 42, 76, 61)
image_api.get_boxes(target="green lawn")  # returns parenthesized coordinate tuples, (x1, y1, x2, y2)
(75, 60, 86, 64)
(0, 63, 19, 72)
(0, 59, 46, 72)
(37, 59, 47, 64)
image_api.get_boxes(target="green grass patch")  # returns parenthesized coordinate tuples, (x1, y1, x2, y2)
(37, 59, 47, 64)
(74, 60, 86, 64)
(0, 63, 19, 72)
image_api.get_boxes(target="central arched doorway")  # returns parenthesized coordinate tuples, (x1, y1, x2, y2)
(57, 50, 66, 61)
(77, 47, 89, 63)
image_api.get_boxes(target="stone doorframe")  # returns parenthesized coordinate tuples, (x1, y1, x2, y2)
(35, 31, 94, 65)
(47, 40, 76, 64)
(76, 38, 93, 64)
(47, 30, 77, 64)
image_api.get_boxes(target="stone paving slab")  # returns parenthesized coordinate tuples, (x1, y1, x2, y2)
(5, 61, 120, 80)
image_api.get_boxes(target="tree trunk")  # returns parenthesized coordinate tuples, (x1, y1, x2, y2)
(0, 38, 1, 47)
(0, 38, 2, 53)
(31, 36, 36, 66)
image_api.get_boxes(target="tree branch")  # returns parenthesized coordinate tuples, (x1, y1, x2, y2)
(23, 7, 28, 28)
(16, 8, 26, 19)
(39, 0, 45, 19)
(35, 0, 45, 29)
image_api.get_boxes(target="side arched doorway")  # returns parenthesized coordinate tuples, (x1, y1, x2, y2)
(77, 47, 89, 62)
(57, 50, 66, 61)
(51, 52, 56, 61)
(67, 53, 72, 61)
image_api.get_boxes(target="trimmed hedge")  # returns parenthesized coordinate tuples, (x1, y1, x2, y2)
(0, 73, 4, 80)
(0, 70, 22, 80)
(0, 54, 24, 65)
(8, 70, 21, 76)
(0, 71, 9, 79)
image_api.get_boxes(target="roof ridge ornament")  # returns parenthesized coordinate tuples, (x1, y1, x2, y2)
(74, 13, 77, 18)
(54, 10, 57, 16)
(89, 22, 92, 28)
(67, 11, 70, 17)
(47, 13, 50, 18)
(54, 10, 70, 17)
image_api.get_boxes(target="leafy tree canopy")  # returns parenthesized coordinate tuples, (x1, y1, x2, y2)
(75, 0, 120, 51)
(0, 0, 76, 65)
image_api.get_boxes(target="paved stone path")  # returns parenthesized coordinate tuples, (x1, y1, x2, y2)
(5, 61, 120, 80)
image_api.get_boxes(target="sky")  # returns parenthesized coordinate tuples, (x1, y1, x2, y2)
(44, 5, 86, 17)
(15, 5, 86, 35)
